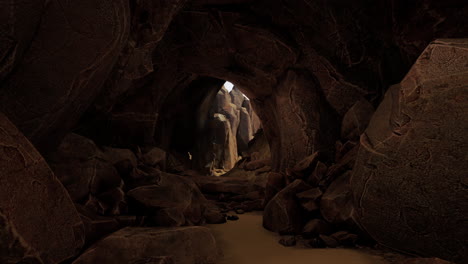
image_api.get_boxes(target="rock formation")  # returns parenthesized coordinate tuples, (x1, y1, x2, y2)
(0, 1, 467, 263)
(351, 39, 468, 263)
(0, 113, 85, 264)
(196, 85, 262, 174)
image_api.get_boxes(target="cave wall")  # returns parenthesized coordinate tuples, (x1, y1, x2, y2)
(0, 0, 467, 263)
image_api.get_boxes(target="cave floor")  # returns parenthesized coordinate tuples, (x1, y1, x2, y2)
(208, 212, 390, 264)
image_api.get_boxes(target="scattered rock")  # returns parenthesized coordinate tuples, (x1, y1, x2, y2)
(141, 147, 166, 168)
(307, 161, 328, 186)
(319, 235, 339, 248)
(330, 231, 358, 246)
(279, 236, 296, 247)
(264, 172, 286, 204)
(127, 173, 207, 226)
(296, 188, 323, 212)
(320, 171, 353, 224)
(263, 179, 312, 234)
(235, 209, 245, 214)
(204, 209, 227, 224)
(244, 159, 270, 171)
(302, 219, 333, 236)
(227, 215, 239, 221)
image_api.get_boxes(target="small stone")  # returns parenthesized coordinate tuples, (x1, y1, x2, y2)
(279, 236, 296, 247)
(319, 235, 339, 248)
(235, 209, 245, 214)
(331, 231, 358, 246)
(226, 215, 239, 221)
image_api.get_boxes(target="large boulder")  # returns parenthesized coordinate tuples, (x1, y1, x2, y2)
(237, 107, 253, 152)
(127, 173, 207, 226)
(320, 171, 353, 224)
(0, 113, 84, 264)
(48, 133, 125, 215)
(0, 0, 130, 151)
(351, 39, 468, 263)
(263, 179, 311, 234)
(72, 226, 218, 264)
(341, 99, 374, 141)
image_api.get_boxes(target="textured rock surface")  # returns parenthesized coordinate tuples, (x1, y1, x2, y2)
(0, 0, 130, 151)
(48, 134, 125, 215)
(263, 180, 311, 234)
(72, 226, 218, 264)
(351, 39, 468, 263)
(321, 172, 353, 224)
(127, 173, 207, 226)
(341, 99, 375, 141)
(0, 113, 84, 264)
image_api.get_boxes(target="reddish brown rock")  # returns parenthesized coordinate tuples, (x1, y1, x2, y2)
(127, 173, 207, 226)
(141, 147, 167, 168)
(302, 219, 333, 236)
(48, 134, 125, 215)
(308, 161, 328, 186)
(0, 113, 84, 264)
(330, 231, 358, 246)
(341, 99, 375, 141)
(237, 107, 254, 152)
(72, 226, 218, 264)
(351, 39, 468, 263)
(0, 0, 130, 151)
(244, 159, 270, 171)
(263, 179, 312, 234)
(321, 172, 353, 224)
(264, 172, 287, 205)
(296, 188, 323, 212)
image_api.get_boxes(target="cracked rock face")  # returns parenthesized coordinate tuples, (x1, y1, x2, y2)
(0, 113, 85, 264)
(351, 39, 468, 263)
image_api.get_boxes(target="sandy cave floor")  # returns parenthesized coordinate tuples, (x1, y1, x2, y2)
(208, 212, 393, 264)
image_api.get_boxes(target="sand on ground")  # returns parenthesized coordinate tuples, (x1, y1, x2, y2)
(208, 212, 387, 264)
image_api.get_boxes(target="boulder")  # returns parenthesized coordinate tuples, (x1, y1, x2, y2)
(0, 113, 84, 264)
(302, 219, 333, 236)
(320, 171, 353, 224)
(296, 188, 323, 212)
(72, 226, 218, 264)
(263, 179, 312, 234)
(341, 99, 374, 141)
(351, 39, 468, 263)
(48, 134, 125, 214)
(127, 173, 207, 226)
(230, 86, 245, 107)
(0, 0, 130, 151)
(330, 231, 358, 246)
(237, 107, 253, 152)
(141, 147, 167, 168)
(244, 159, 270, 171)
(103, 147, 137, 167)
(319, 235, 339, 248)
(307, 161, 327, 186)
(264, 172, 287, 205)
